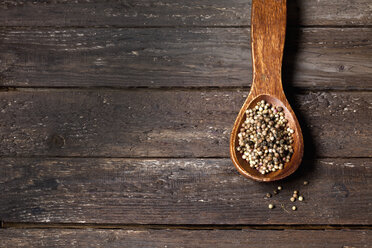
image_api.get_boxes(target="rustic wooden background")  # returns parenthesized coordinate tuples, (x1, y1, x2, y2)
(0, 0, 371, 247)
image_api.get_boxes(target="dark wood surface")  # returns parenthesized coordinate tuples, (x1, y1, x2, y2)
(1, 28, 371, 89)
(1, 229, 371, 248)
(1, 158, 371, 224)
(1, 0, 371, 26)
(0, 90, 370, 157)
(0, 0, 371, 246)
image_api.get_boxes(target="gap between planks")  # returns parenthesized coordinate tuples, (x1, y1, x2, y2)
(1, 87, 372, 93)
(1, 25, 372, 29)
(0, 156, 370, 160)
(2, 222, 372, 231)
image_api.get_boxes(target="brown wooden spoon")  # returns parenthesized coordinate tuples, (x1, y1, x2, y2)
(230, 0, 304, 182)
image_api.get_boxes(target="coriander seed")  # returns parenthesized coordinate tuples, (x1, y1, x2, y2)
(292, 206, 297, 211)
(236, 100, 295, 174)
(298, 196, 303, 201)
(290, 197, 296, 202)
(293, 190, 298, 194)
(277, 186, 282, 190)
(303, 181, 309, 185)
(266, 193, 272, 198)
(268, 204, 274, 209)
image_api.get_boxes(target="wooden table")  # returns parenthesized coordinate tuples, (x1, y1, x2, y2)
(1, 1, 371, 247)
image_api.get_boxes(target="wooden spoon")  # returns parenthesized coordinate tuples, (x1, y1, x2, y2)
(230, 0, 304, 182)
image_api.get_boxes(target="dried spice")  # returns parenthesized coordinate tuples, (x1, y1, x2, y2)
(237, 100, 294, 174)
(265, 182, 309, 212)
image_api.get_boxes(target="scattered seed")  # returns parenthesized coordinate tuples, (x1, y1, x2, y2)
(264, 186, 305, 213)
(303, 181, 309, 185)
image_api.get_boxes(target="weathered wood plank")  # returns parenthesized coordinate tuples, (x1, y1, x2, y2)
(0, 229, 371, 248)
(0, 90, 370, 157)
(1, 28, 371, 89)
(0, 158, 371, 224)
(1, 0, 371, 27)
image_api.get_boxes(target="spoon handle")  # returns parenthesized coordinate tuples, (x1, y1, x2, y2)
(251, 0, 286, 98)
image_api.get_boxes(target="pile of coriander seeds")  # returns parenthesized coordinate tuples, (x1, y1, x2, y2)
(236, 100, 294, 174)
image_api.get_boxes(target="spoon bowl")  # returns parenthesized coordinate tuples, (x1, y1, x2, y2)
(230, 94, 303, 182)
(230, 0, 304, 182)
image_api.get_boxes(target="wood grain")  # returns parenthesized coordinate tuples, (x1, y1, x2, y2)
(1, 158, 371, 224)
(1, 0, 371, 27)
(1, 229, 371, 248)
(0, 90, 370, 158)
(1, 28, 371, 89)
(251, 0, 287, 92)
